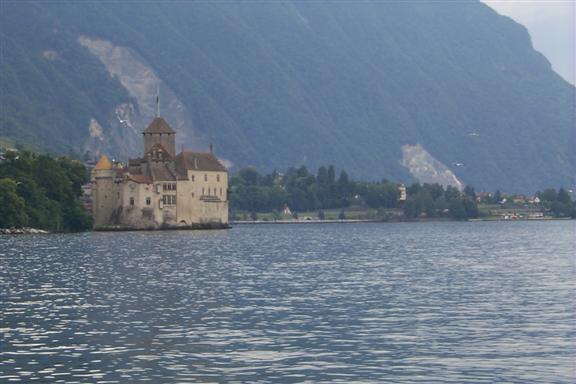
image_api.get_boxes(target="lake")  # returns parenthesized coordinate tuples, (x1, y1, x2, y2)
(1, 221, 574, 383)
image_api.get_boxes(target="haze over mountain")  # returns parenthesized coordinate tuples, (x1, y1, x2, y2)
(1, 0, 574, 193)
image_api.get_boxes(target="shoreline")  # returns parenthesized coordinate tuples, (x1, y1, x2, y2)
(0, 227, 50, 235)
(1, 217, 570, 235)
(231, 216, 570, 225)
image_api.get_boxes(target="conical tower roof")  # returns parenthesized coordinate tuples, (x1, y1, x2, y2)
(143, 117, 175, 134)
(94, 154, 113, 170)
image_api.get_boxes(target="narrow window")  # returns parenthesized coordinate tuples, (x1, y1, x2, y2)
(202, 187, 205, 195)
(130, 197, 135, 206)
(191, 175, 195, 182)
(172, 195, 177, 204)
(163, 184, 167, 191)
(204, 174, 207, 182)
(146, 197, 151, 205)
(173, 183, 176, 190)
(220, 188, 222, 196)
(217, 174, 220, 182)
(191, 192, 195, 198)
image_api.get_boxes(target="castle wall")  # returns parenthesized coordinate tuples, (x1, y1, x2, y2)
(91, 169, 121, 227)
(177, 170, 228, 225)
(115, 181, 160, 229)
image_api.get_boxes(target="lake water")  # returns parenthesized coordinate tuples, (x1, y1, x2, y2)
(1, 221, 574, 383)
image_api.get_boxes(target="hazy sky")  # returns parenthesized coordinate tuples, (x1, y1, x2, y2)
(483, 0, 575, 85)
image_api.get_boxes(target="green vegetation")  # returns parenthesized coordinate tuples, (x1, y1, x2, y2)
(536, 188, 576, 218)
(230, 166, 480, 221)
(1, 1, 574, 192)
(0, 151, 92, 231)
(0, 2, 132, 155)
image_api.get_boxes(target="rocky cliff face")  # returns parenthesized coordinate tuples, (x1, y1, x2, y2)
(1, 1, 574, 192)
(77, 36, 203, 158)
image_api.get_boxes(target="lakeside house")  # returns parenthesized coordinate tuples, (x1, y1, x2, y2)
(91, 117, 229, 230)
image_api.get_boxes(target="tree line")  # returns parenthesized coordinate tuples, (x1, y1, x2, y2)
(0, 151, 92, 231)
(535, 188, 576, 218)
(229, 165, 482, 220)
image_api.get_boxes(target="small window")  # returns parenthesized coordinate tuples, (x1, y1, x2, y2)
(130, 197, 135, 206)
(163, 184, 167, 191)
(220, 188, 222, 196)
(202, 187, 205, 195)
(191, 175, 195, 182)
(191, 192, 195, 198)
(172, 195, 176, 204)
(172, 183, 177, 190)
(204, 174, 207, 182)
(146, 197, 151, 205)
(217, 174, 220, 182)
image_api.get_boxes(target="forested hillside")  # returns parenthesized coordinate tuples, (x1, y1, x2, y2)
(1, 1, 574, 193)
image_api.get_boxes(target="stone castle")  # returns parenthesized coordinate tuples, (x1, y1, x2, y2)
(91, 117, 228, 229)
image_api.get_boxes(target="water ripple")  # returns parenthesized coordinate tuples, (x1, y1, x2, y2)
(0, 221, 574, 382)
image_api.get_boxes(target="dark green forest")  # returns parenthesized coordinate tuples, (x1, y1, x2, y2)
(1, 1, 574, 193)
(229, 166, 481, 220)
(229, 165, 576, 220)
(0, 152, 92, 231)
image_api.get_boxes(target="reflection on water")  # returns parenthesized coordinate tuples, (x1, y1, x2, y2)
(1, 221, 575, 383)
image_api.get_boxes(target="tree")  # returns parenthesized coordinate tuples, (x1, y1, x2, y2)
(327, 165, 336, 184)
(448, 200, 467, 220)
(317, 166, 328, 185)
(557, 188, 571, 204)
(463, 185, 476, 200)
(493, 190, 502, 204)
(539, 188, 558, 202)
(462, 197, 479, 218)
(0, 152, 92, 231)
(239, 167, 260, 186)
(0, 178, 28, 228)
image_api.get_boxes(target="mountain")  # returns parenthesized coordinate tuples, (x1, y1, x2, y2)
(1, 0, 574, 193)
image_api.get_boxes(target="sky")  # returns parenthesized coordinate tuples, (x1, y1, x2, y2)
(483, 0, 575, 85)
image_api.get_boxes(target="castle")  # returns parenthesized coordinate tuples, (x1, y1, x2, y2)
(91, 117, 229, 230)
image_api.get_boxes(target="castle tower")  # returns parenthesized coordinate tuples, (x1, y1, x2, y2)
(91, 154, 117, 227)
(143, 117, 176, 157)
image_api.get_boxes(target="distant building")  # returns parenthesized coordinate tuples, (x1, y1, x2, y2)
(282, 204, 292, 215)
(91, 117, 228, 230)
(511, 195, 527, 204)
(398, 184, 407, 202)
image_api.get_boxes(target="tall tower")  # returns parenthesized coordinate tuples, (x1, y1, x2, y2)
(142, 117, 176, 157)
(91, 154, 116, 227)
